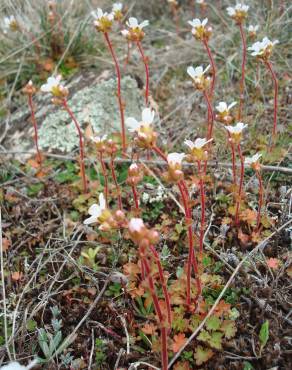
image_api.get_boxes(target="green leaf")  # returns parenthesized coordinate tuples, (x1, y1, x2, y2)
(27, 183, 44, 196)
(206, 316, 221, 331)
(26, 319, 37, 332)
(243, 361, 254, 370)
(197, 330, 211, 343)
(259, 320, 269, 349)
(220, 320, 237, 339)
(208, 331, 223, 350)
(194, 345, 214, 366)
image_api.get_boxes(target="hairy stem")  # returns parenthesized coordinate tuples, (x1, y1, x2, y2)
(197, 160, 206, 257)
(63, 100, 87, 193)
(109, 155, 122, 210)
(256, 170, 263, 231)
(264, 60, 278, 141)
(203, 40, 216, 97)
(149, 245, 172, 328)
(143, 257, 168, 370)
(99, 152, 109, 207)
(203, 90, 214, 140)
(27, 94, 42, 166)
(131, 184, 140, 210)
(238, 23, 247, 121)
(104, 32, 126, 154)
(235, 144, 244, 225)
(136, 40, 150, 106)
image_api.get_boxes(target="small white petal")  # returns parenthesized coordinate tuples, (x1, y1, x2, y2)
(142, 108, 155, 124)
(126, 117, 140, 132)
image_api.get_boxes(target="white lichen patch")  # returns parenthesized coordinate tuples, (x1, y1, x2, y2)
(38, 76, 142, 152)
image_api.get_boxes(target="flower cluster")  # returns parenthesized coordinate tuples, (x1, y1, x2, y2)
(188, 18, 212, 41)
(40, 75, 68, 103)
(91, 8, 114, 33)
(112, 3, 123, 21)
(215, 101, 237, 125)
(227, 3, 249, 24)
(2, 15, 19, 33)
(187, 65, 210, 90)
(126, 108, 157, 148)
(126, 163, 144, 186)
(163, 153, 185, 183)
(128, 218, 159, 247)
(22, 80, 37, 96)
(185, 137, 212, 162)
(84, 193, 126, 231)
(225, 122, 248, 143)
(121, 17, 149, 41)
(248, 37, 279, 60)
(245, 153, 262, 171)
(90, 135, 108, 152)
(248, 24, 259, 38)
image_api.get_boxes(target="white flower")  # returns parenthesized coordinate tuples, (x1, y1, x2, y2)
(126, 17, 149, 30)
(248, 24, 259, 33)
(112, 3, 123, 12)
(2, 15, 16, 33)
(91, 135, 108, 143)
(185, 138, 212, 150)
(227, 3, 249, 17)
(84, 194, 106, 225)
(129, 163, 139, 170)
(188, 18, 208, 29)
(248, 37, 279, 57)
(187, 65, 210, 80)
(167, 152, 185, 166)
(0, 360, 38, 370)
(40, 75, 62, 93)
(216, 101, 237, 113)
(91, 8, 114, 30)
(196, 0, 205, 4)
(126, 108, 155, 132)
(225, 122, 248, 134)
(245, 153, 262, 165)
(128, 218, 144, 233)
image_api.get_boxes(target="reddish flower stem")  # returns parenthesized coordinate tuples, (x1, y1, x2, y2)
(142, 257, 168, 370)
(203, 39, 216, 97)
(27, 94, 42, 166)
(235, 144, 244, 225)
(109, 155, 122, 210)
(227, 132, 237, 185)
(255, 170, 263, 231)
(264, 60, 278, 141)
(197, 160, 206, 257)
(104, 32, 126, 155)
(149, 245, 172, 328)
(203, 90, 214, 140)
(152, 145, 201, 306)
(238, 22, 247, 121)
(62, 100, 87, 193)
(131, 184, 139, 210)
(99, 152, 109, 207)
(136, 40, 150, 106)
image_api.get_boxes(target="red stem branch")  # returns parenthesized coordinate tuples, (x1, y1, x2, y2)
(238, 23, 247, 121)
(203, 90, 214, 140)
(197, 160, 206, 256)
(62, 100, 87, 193)
(264, 60, 278, 140)
(235, 144, 244, 225)
(227, 132, 237, 185)
(203, 39, 216, 97)
(136, 40, 150, 106)
(99, 152, 109, 207)
(27, 94, 42, 166)
(110, 155, 122, 210)
(149, 245, 172, 328)
(256, 170, 263, 231)
(104, 32, 126, 154)
(131, 184, 139, 209)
